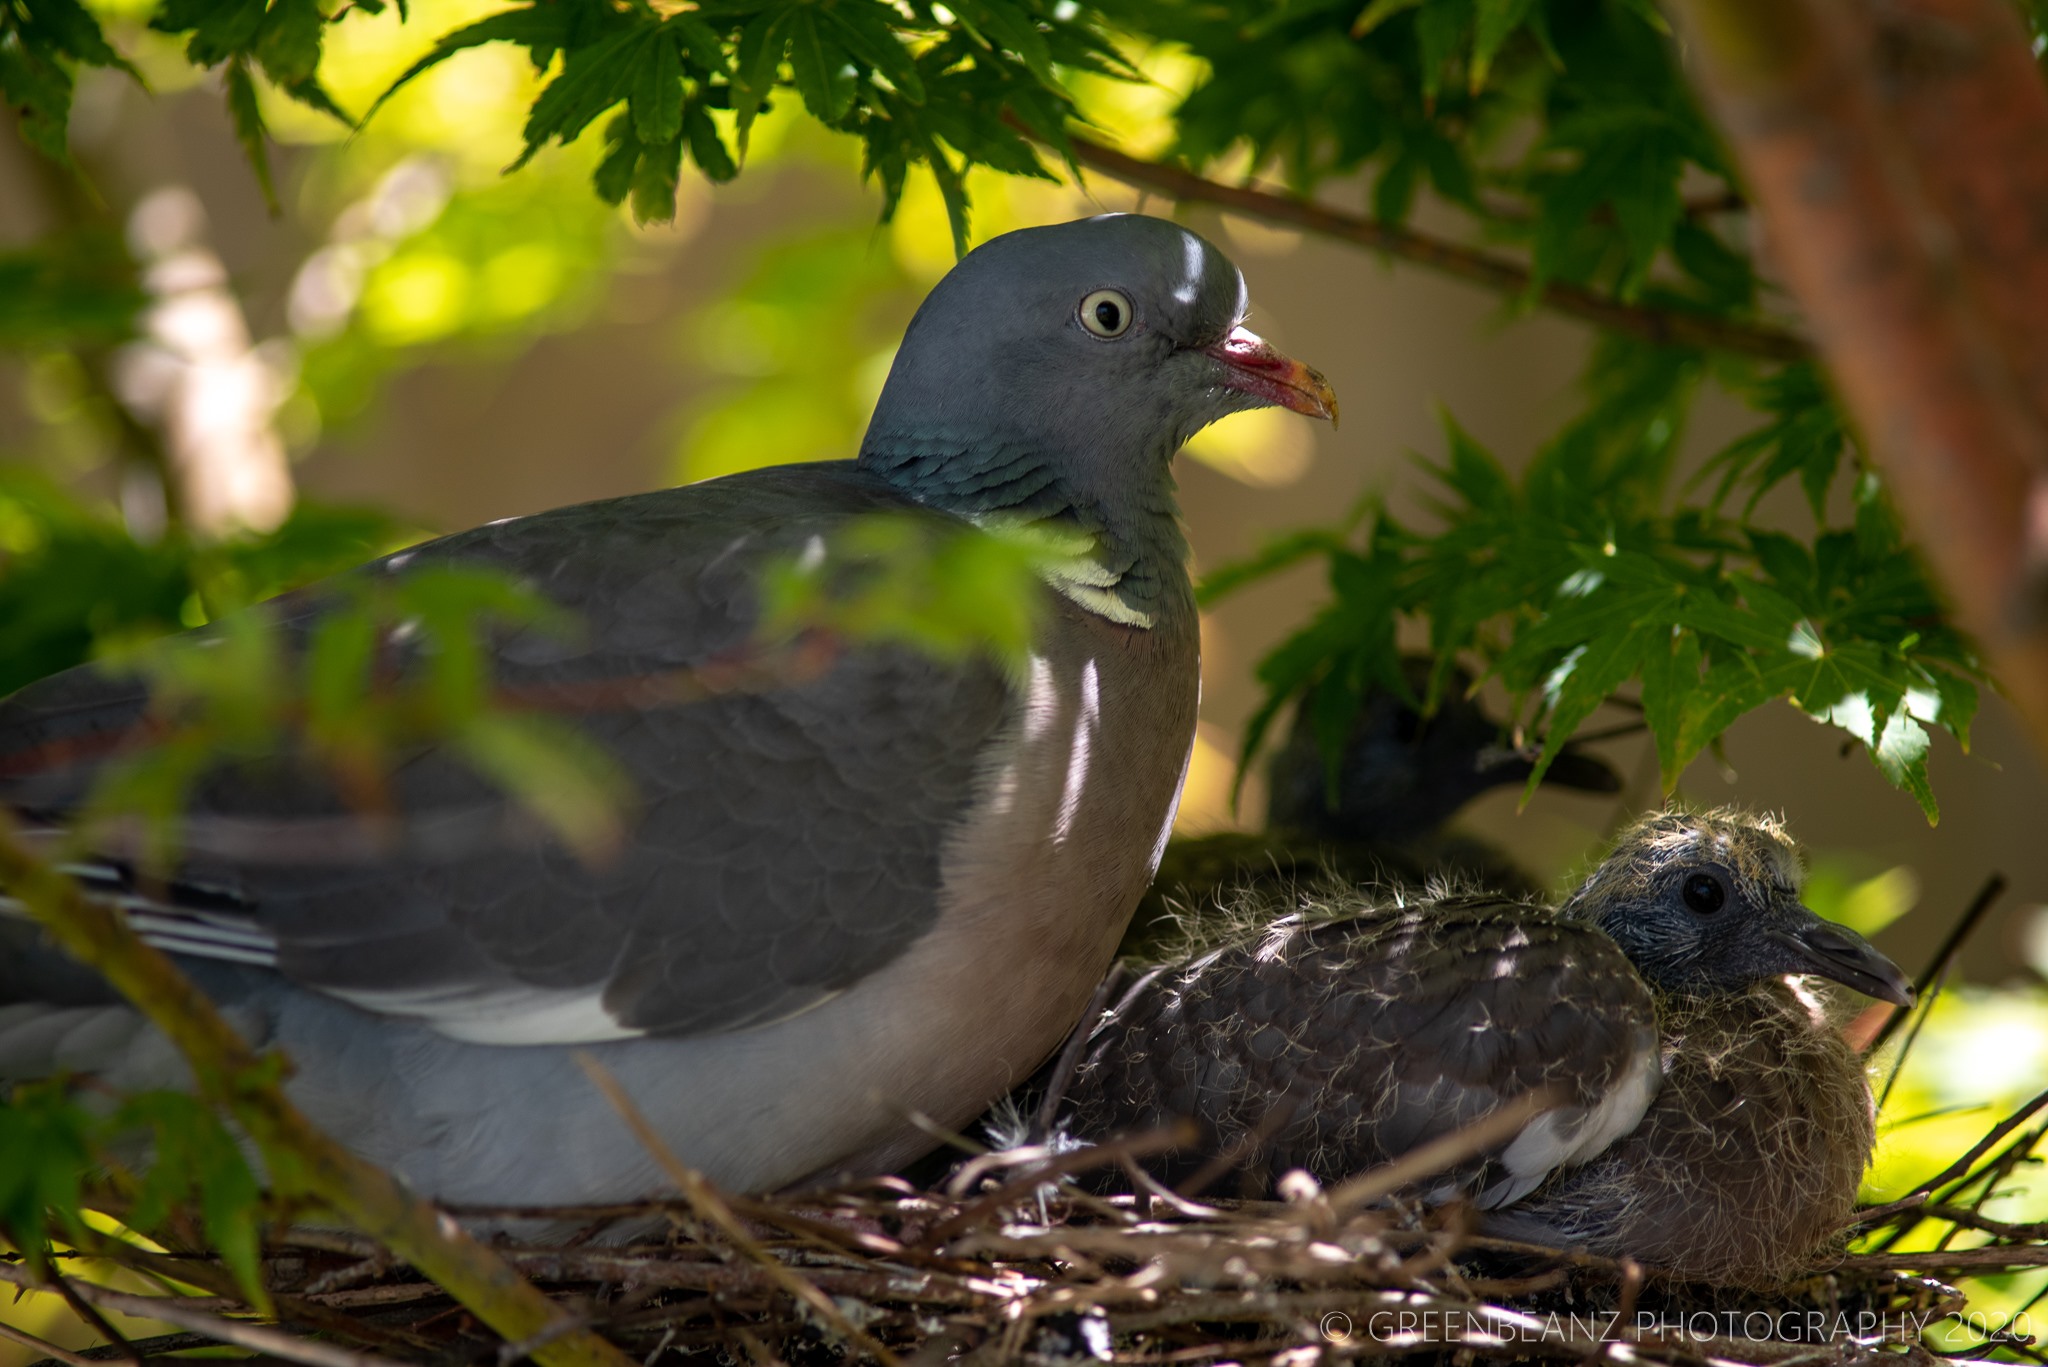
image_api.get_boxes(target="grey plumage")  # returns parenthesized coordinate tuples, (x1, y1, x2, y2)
(0, 214, 1336, 1207)
(1058, 808, 1912, 1286)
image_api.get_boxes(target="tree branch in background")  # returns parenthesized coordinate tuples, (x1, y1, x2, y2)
(1029, 122, 1813, 364)
(1661, 0, 2048, 759)
(0, 814, 636, 1367)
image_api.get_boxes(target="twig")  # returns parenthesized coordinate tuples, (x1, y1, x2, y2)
(574, 1053, 903, 1367)
(1857, 1085, 2048, 1229)
(39, 1271, 142, 1367)
(0, 1262, 406, 1367)
(0, 1317, 104, 1367)
(1018, 121, 1812, 363)
(926, 1126, 1195, 1240)
(1325, 1089, 1556, 1214)
(1872, 873, 2007, 1056)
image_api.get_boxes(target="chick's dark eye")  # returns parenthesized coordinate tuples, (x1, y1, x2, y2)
(1682, 872, 1726, 915)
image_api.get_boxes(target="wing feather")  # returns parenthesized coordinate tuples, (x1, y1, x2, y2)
(0, 463, 1013, 1044)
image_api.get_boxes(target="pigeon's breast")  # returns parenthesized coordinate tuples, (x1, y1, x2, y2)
(809, 588, 1203, 1176)
(1498, 980, 1878, 1285)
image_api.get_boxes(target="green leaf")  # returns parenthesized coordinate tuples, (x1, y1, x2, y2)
(222, 58, 277, 212)
(629, 29, 683, 146)
(1197, 526, 1356, 606)
(1871, 707, 1937, 823)
(1637, 624, 1700, 790)
(1470, 0, 1534, 91)
(730, 7, 787, 155)
(683, 96, 736, 182)
(514, 19, 648, 169)
(960, 0, 1055, 87)
(630, 129, 683, 222)
(823, 0, 924, 104)
(1372, 148, 1421, 223)
(1351, 0, 1423, 38)
(1675, 656, 1772, 769)
(593, 111, 639, 204)
(254, 0, 323, 87)
(1928, 667, 1977, 751)
(0, 32, 77, 162)
(1412, 0, 1468, 106)
(788, 8, 853, 123)
(1525, 620, 1656, 799)
(116, 1092, 269, 1308)
(1433, 410, 1515, 513)
(0, 1083, 92, 1276)
(23, 0, 139, 75)
(155, 0, 267, 66)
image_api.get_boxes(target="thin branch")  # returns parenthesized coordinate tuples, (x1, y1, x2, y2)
(0, 1316, 104, 1367)
(1024, 122, 1812, 364)
(1855, 1085, 2048, 1228)
(574, 1053, 903, 1367)
(0, 1263, 402, 1367)
(1872, 873, 2007, 1054)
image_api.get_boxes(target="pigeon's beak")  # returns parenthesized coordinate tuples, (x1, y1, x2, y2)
(1768, 909, 1917, 1008)
(1204, 326, 1339, 425)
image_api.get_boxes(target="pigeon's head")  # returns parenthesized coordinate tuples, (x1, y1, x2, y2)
(1562, 808, 1915, 1007)
(862, 214, 1335, 501)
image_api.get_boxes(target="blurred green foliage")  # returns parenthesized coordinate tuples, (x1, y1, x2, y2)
(5, 0, 2025, 818)
(0, 471, 406, 697)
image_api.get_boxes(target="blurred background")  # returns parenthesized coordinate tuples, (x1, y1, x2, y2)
(2, 0, 2044, 1343)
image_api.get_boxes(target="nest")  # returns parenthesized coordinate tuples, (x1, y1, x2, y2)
(10, 1093, 2047, 1367)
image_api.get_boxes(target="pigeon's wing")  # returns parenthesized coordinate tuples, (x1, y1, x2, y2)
(0, 463, 1014, 1043)
(1066, 898, 1661, 1203)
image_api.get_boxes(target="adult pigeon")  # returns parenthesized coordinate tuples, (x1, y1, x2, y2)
(1130, 658, 1620, 956)
(1058, 808, 1913, 1286)
(0, 214, 1336, 1207)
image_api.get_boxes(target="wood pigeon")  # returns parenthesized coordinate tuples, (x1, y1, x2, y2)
(1128, 659, 1620, 956)
(0, 214, 1337, 1208)
(1058, 808, 1913, 1286)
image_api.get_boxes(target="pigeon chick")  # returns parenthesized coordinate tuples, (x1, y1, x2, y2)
(0, 214, 1336, 1208)
(1060, 808, 1913, 1287)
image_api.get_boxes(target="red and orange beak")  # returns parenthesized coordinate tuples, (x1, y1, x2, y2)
(1203, 325, 1339, 425)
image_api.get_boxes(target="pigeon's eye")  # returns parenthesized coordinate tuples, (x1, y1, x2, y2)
(1079, 289, 1134, 339)
(1682, 872, 1727, 915)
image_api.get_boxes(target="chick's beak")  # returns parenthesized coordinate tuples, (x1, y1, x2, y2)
(1204, 325, 1339, 425)
(1769, 909, 1917, 1008)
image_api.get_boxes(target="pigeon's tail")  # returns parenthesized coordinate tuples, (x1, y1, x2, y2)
(0, 845, 278, 968)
